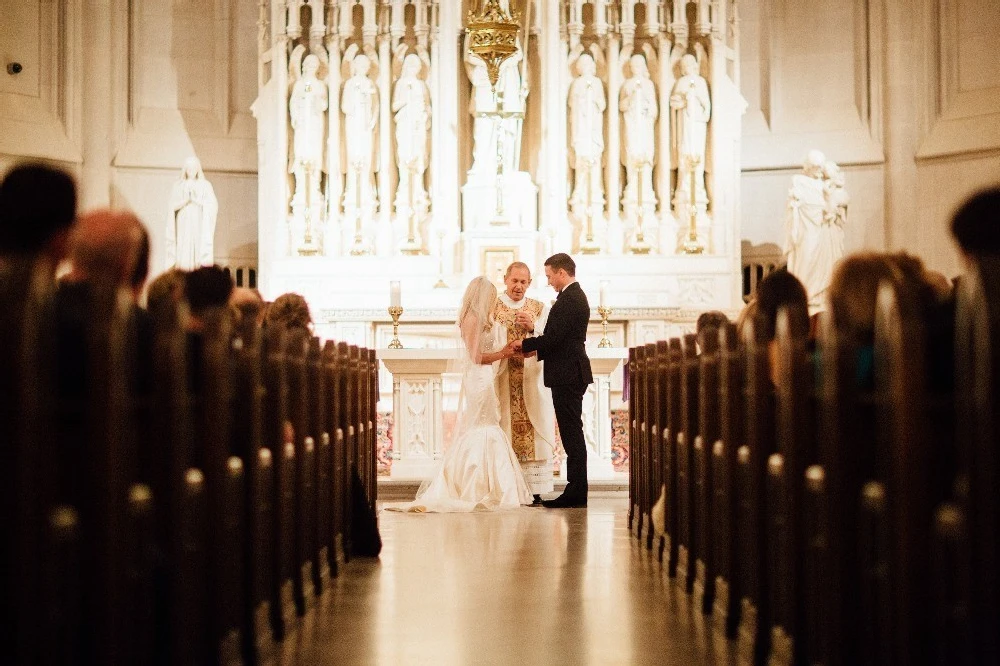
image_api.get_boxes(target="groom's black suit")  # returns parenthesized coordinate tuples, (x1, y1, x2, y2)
(520, 281, 593, 503)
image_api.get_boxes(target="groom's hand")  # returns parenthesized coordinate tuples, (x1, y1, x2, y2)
(509, 339, 524, 354)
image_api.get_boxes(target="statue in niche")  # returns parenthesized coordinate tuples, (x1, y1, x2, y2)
(619, 50, 658, 213)
(288, 48, 328, 215)
(392, 48, 432, 220)
(166, 156, 218, 271)
(784, 150, 850, 311)
(465, 35, 528, 177)
(341, 46, 380, 218)
(670, 53, 712, 213)
(568, 47, 607, 218)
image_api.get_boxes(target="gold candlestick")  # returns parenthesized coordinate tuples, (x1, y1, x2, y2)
(629, 165, 652, 254)
(580, 161, 601, 254)
(387, 306, 404, 349)
(683, 155, 705, 254)
(401, 167, 422, 255)
(350, 167, 370, 256)
(597, 306, 613, 348)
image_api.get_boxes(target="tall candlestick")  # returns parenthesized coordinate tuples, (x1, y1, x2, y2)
(390, 280, 401, 308)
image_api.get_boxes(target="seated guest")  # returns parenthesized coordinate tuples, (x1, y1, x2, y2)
(265, 292, 313, 335)
(695, 309, 730, 351)
(146, 267, 187, 316)
(0, 162, 77, 273)
(752, 269, 811, 384)
(950, 187, 1000, 263)
(230, 287, 266, 341)
(184, 265, 234, 333)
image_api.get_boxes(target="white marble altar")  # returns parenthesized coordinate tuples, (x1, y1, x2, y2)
(378, 346, 626, 481)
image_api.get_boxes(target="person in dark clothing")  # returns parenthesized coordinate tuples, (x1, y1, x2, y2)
(511, 253, 594, 508)
(0, 162, 77, 273)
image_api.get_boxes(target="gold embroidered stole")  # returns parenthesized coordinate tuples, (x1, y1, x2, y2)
(493, 297, 544, 461)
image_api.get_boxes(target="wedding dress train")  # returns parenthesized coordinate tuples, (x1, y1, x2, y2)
(389, 329, 532, 513)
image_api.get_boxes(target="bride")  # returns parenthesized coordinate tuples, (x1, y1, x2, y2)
(389, 277, 533, 512)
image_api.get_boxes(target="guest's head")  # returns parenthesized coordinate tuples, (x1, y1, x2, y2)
(503, 261, 531, 301)
(184, 265, 233, 329)
(543, 253, 576, 292)
(950, 187, 1000, 262)
(458, 276, 497, 329)
(696, 310, 729, 337)
(0, 162, 78, 267)
(828, 252, 901, 346)
(264, 292, 311, 334)
(147, 268, 187, 315)
(66, 209, 145, 293)
(753, 268, 810, 342)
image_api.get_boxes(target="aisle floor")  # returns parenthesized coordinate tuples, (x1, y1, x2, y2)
(268, 498, 744, 666)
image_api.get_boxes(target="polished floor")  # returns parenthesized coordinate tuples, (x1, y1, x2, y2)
(268, 498, 743, 665)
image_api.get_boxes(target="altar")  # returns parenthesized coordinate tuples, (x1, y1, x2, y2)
(379, 347, 627, 481)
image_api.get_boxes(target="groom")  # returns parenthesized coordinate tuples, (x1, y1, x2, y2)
(510, 253, 593, 508)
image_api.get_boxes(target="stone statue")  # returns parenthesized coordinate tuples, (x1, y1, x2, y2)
(784, 150, 849, 311)
(465, 37, 527, 176)
(341, 49, 379, 216)
(392, 50, 431, 219)
(288, 51, 328, 212)
(670, 54, 711, 211)
(620, 53, 658, 212)
(568, 50, 606, 216)
(166, 157, 218, 271)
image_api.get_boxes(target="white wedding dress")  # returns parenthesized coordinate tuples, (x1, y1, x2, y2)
(389, 326, 532, 512)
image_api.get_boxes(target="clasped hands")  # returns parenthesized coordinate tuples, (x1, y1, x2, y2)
(502, 339, 525, 359)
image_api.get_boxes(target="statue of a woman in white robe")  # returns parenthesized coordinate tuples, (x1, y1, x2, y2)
(166, 157, 218, 270)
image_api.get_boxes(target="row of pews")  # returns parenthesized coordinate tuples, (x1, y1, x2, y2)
(2, 259, 380, 665)
(627, 258, 999, 665)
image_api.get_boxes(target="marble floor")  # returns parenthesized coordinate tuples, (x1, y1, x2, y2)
(267, 498, 743, 665)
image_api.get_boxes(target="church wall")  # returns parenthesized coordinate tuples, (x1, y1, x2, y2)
(3, 0, 1000, 282)
(0, 0, 258, 279)
(739, 0, 1000, 279)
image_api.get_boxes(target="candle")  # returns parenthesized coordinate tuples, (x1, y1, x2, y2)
(600, 281, 609, 308)
(390, 281, 401, 308)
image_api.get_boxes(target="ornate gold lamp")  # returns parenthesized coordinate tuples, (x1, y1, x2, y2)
(467, 0, 522, 90)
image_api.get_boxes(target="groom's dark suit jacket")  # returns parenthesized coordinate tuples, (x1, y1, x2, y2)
(521, 281, 594, 388)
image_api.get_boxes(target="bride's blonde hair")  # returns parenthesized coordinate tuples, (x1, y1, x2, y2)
(457, 276, 497, 330)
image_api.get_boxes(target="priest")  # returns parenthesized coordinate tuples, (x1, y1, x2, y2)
(492, 262, 556, 505)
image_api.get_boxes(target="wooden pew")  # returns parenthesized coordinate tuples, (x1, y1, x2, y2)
(953, 257, 1000, 664)
(285, 329, 314, 615)
(738, 318, 774, 666)
(713, 322, 743, 637)
(627, 347, 638, 532)
(654, 339, 670, 561)
(696, 328, 721, 614)
(309, 337, 331, 589)
(632, 344, 648, 540)
(664, 338, 683, 578)
(643, 342, 659, 550)
(678, 333, 699, 593)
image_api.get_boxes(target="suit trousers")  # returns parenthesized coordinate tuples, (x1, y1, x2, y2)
(552, 383, 589, 499)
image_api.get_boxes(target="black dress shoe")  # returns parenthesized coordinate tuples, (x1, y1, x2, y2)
(530, 494, 544, 506)
(541, 494, 587, 509)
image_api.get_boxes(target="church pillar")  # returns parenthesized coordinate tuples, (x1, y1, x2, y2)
(434, 0, 460, 273)
(540, 0, 570, 254)
(605, 33, 623, 254)
(655, 29, 675, 254)
(274, 2, 291, 258)
(376, 33, 393, 256)
(80, 0, 113, 208)
(326, 36, 344, 256)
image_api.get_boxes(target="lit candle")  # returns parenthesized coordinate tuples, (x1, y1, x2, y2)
(600, 281, 609, 308)
(390, 281, 401, 308)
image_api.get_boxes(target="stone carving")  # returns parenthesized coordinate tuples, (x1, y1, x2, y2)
(784, 150, 849, 310)
(392, 49, 432, 221)
(620, 51, 658, 214)
(568, 48, 606, 218)
(341, 46, 380, 219)
(166, 157, 218, 270)
(465, 36, 527, 176)
(288, 48, 328, 217)
(671, 53, 711, 214)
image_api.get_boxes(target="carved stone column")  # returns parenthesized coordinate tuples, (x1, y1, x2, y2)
(541, 0, 570, 252)
(376, 34, 393, 256)
(433, 0, 459, 273)
(605, 32, 623, 253)
(325, 35, 343, 256)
